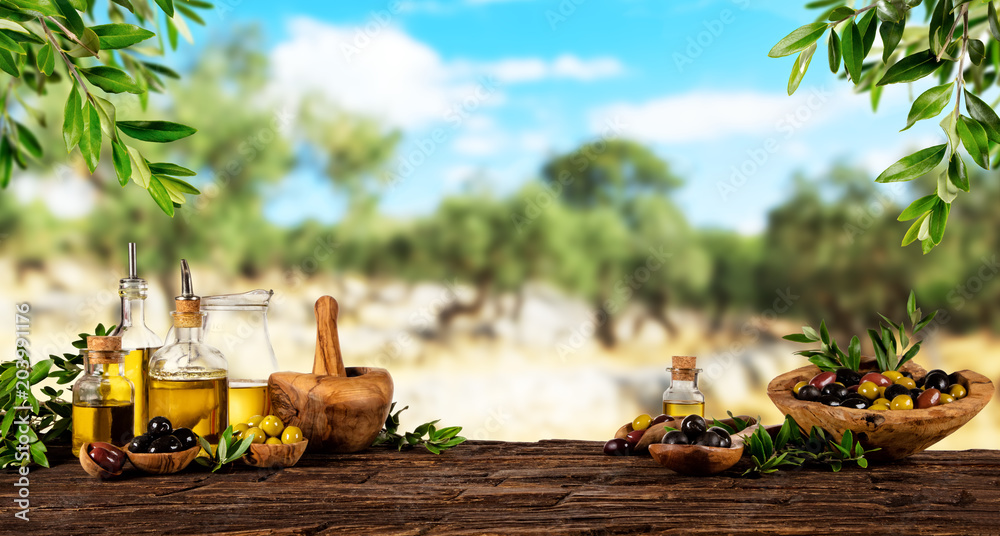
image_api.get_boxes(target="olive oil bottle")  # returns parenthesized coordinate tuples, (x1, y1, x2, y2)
(228, 381, 269, 426)
(148, 260, 229, 445)
(112, 243, 162, 435)
(71, 336, 135, 456)
(662, 355, 705, 418)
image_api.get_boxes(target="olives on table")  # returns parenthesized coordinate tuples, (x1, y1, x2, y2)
(680, 415, 707, 438)
(808, 372, 837, 390)
(796, 385, 822, 401)
(603, 438, 631, 456)
(916, 388, 941, 409)
(820, 383, 849, 400)
(949, 384, 967, 399)
(890, 395, 914, 411)
(148, 416, 173, 438)
(661, 431, 690, 445)
(632, 414, 653, 431)
(148, 435, 182, 453)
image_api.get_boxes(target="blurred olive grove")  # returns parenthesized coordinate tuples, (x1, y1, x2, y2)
(6, 28, 1000, 351)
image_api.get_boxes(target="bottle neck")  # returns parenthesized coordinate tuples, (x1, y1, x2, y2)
(85, 360, 124, 377)
(119, 295, 146, 330)
(173, 325, 205, 343)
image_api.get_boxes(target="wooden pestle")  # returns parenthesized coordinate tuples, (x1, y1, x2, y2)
(313, 296, 347, 378)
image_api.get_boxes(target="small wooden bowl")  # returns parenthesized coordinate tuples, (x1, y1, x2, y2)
(243, 440, 308, 469)
(768, 361, 994, 461)
(126, 445, 201, 474)
(648, 443, 745, 476)
(614, 416, 756, 454)
(78, 443, 125, 479)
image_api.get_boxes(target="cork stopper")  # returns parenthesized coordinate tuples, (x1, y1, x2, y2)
(671, 355, 698, 381)
(172, 311, 204, 328)
(87, 336, 122, 351)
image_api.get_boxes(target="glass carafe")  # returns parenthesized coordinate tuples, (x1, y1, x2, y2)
(200, 289, 279, 426)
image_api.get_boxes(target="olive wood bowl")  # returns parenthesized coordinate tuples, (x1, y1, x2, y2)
(78, 442, 125, 479)
(243, 440, 308, 469)
(614, 415, 756, 455)
(648, 442, 745, 476)
(767, 360, 994, 461)
(126, 444, 201, 474)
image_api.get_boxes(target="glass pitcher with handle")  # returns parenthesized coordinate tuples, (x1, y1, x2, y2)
(199, 289, 279, 426)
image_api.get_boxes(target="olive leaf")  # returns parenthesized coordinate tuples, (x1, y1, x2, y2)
(373, 402, 467, 454)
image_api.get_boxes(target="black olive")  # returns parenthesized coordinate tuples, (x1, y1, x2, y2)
(695, 431, 725, 447)
(821, 383, 849, 400)
(172, 428, 198, 451)
(128, 434, 152, 454)
(926, 369, 947, 378)
(840, 397, 869, 409)
(948, 371, 961, 385)
(797, 385, 822, 401)
(819, 395, 842, 407)
(835, 368, 861, 387)
(901, 371, 914, 380)
(909, 388, 923, 401)
(708, 426, 732, 448)
(662, 430, 690, 445)
(884, 384, 911, 400)
(915, 376, 925, 388)
(923, 373, 949, 392)
(680, 415, 707, 440)
(148, 435, 182, 454)
(603, 438, 630, 456)
(148, 416, 173, 438)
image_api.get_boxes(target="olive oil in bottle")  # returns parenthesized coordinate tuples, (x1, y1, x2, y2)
(112, 243, 163, 435)
(228, 381, 269, 426)
(148, 260, 229, 445)
(72, 403, 134, 457)
(71, 336, 135, 456)
(148, 373, 228, 444)
(662, 356, 705, 418)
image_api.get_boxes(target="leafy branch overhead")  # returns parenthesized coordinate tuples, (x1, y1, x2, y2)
(0, 0, 210, 216)
(771, 0, 1000, 253)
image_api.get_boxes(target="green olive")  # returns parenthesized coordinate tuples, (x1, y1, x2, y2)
(261, 415, 285, 437)
(247, 415, 265, 428)
(281, 426, 303, 444)
(882, 371, 903, 382)
(857, 381, 880, 400)
(949, 384, 967, 399)
(872, 397, 890, 406)
(890, 395, 913, 410)
(939, 393, 956, 404)
(245, 426, 266, 444)
(894, 377, 917, 390)
(265, 437, 282, 446)
(232, 423, 249, 439)
(792, 381, 809, 395)
(869, 403, 889, 411)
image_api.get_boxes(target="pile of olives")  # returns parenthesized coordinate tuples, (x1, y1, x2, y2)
(232, 414, 303, 445)
(792, 368, 968, 411)
(128, 416, 199, 453)
(661, 415, 732, 448)
(603, 413, 671, 456)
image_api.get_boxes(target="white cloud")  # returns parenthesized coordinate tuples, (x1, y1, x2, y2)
(269, 18, 624, 130)
(588, 87, 866, 144)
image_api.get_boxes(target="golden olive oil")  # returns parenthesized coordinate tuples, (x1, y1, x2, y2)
(72, 403, 135, 457)
(123, 347, 158, 435)
(229, 381, 269, 426)
(663, 401, 705, 418)
(148, 372, 228, 444)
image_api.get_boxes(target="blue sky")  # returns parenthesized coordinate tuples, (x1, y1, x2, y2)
(185, 0, 944, 233)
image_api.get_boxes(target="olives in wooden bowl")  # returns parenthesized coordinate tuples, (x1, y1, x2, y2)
(647, 416, 744, 475)
(243, 440, 308, 469)
(768, 360, 994, 461)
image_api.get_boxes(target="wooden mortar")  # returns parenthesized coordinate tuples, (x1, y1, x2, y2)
(269, 296, 393, 453)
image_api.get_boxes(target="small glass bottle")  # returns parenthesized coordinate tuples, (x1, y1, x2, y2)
(148, 260, 229, 444)
(112, 243, 163, 435)
(72, 336, 135, 456)
(662, 355, 705, 417)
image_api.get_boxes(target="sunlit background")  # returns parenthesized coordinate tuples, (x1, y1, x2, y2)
(2, 0, 999, 448)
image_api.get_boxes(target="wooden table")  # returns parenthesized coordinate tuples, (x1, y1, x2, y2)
(10, 441, 1000, 535)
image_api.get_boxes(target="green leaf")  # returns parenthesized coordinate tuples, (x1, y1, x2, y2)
(148, 162, 195, 176)
(898, 340, 922, 369)
(783, 333, 815, 343)
(906, 290, 916, 320)
(848, 335, 861, 371)
(875, 144, 947, 183)
(78, 101, 101, 173)
(901, 82, 953, 131)
(148, 175, 174, 216)
(788, 43, 816, 96)
(117, 120, 196, 142)
(802, 326, 820, 341)
(14, 121, 41, 159)
(769, 22, 829, 58)
(819, 319, 830, 345)
(0, 27, 25, 54)
(828, 6, 855, 20)
(877, 50, 942, 86)
(65, 28, 100, 58)
(54, 0, 84, 39)
(991, 1, 1000, 42)
(899, 194, 938, 221)
(35, 42, 53, 75)
(880, 19, 904, 63)
(868, 328, 889, 371)
(4, 0, 61, 17)
(142, 61, 180, 79)
(154, 0, 174, 17)
(828, 29, 841, 73)
(228, 436, 253, 461)
(964, 90, 1000, 144)
(0, 138, 12, 188)
(914, 310, 938, 333)
(80, 66, 143, 94)
(90, 23, 155, 49)
(929, 200, 950, 244)
(969, 39, 985, 66)
(858, 9, 878, 56)
(112, 139, 131, 187)
(159, 175, 199, 195)
(877, 0, 903, 22)
(957, 115, 990, 169)
(842, 22, 863, 83)
(948, 152, 969, 192)
(857, 457, 868, 469)
(774, 419, 791, 451)
(62, 87, 82, 152)
(0, 48, 20, 77)
(127, 145, 151, 188)
(27, 359, 52, 384)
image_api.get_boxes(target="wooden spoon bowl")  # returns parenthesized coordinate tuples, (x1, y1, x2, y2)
(767, 360, 994, 461)
(243, 440, 308, 469)
(614, 416, 756, 454)
(648, 443, 744, 476)
(78, 442, 126, 479)
(126, 444, 200, 474)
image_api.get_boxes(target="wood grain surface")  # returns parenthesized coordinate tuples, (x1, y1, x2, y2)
(11, 441, 1000, 535)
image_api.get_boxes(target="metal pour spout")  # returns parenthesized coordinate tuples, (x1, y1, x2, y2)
(179, 259, 195, 299)
(128, 242, 137, 279)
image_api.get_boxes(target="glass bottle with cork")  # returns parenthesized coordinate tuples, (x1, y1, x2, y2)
(111, 243, 163, 436)
(662, 355, 705, 417)
(71, 335, 135, 456)
(147, 260, 229, 444)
